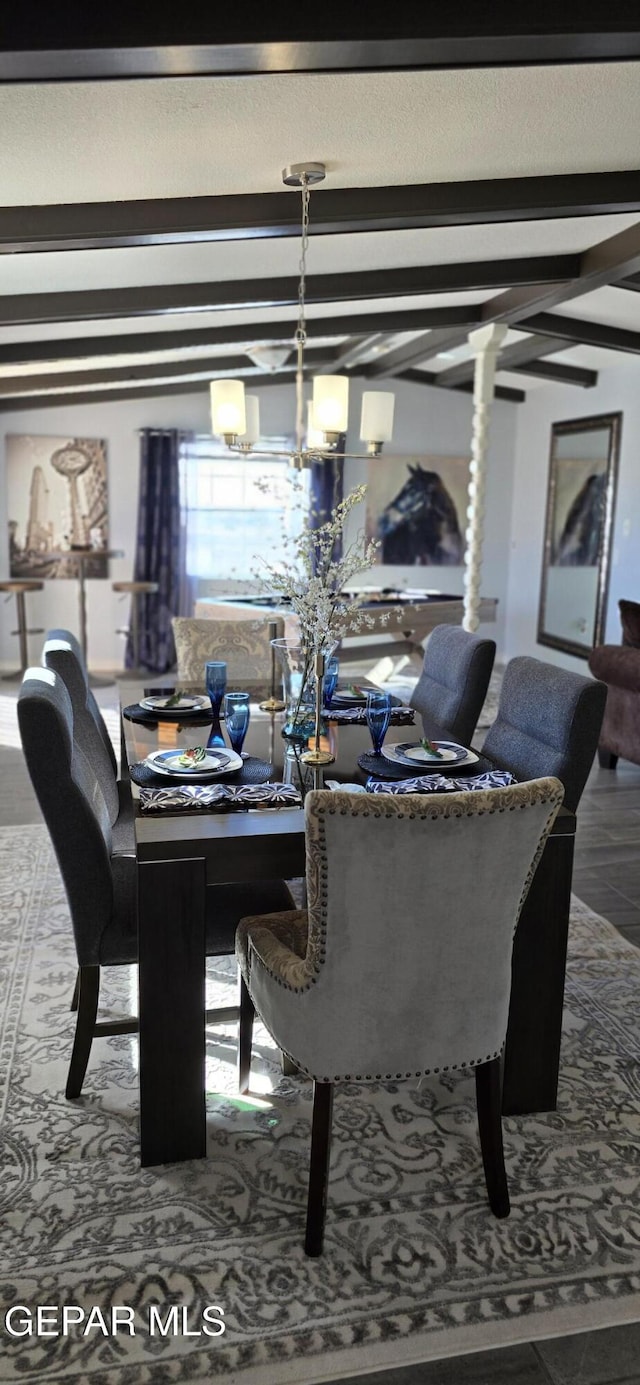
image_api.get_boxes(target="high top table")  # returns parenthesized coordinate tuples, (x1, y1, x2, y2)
(122, 689, 575, 1168)
(48, 547, 124, 685)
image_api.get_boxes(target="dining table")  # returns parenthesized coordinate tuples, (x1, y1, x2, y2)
(121, 682, 576, 1168)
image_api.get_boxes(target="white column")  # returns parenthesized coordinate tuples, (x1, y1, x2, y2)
(462, 323, 508, 632)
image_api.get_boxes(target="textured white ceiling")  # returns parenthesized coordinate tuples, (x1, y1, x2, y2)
(0, 64, 639, 206)
(1, 214, 636, 297)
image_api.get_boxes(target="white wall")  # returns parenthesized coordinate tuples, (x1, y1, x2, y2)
(504, 365, 640, 671)
(0, 392, 211, 672)
(0, 375, 518, 670)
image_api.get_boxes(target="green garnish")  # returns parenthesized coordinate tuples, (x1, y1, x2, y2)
(347, 683, 365, 696)
(163, 688, 186, 707)
(420, 737, 442, 758)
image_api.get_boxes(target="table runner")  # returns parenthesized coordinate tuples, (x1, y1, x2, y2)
(139, 782, 302, 813)
(365, 768, 516, 794)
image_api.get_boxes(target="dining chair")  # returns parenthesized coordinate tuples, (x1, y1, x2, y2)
(43, 627, 117, 775)
(409, 625, 496, 745)
(481, 656, 607, 813)
(171, 615, 284, 694)
(236, 780, 563, 1255)
(17, 667, 295, 1101)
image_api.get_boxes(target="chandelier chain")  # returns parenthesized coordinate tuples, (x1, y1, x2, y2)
(295, 175, 310, 348)
(294, 175, 311, 457)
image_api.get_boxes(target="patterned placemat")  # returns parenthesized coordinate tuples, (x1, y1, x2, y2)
(129, 755, 273, 788)
(123, 702, 214, 728)
(357, 751, 484, 780)
(328, 706, 415, 726)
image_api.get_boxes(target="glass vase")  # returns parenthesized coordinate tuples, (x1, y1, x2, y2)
(271, 639, 317, 740)
(271, 637, 338, 741)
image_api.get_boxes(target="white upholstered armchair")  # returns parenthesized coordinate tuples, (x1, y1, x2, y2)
(236, 780, 563, 1255)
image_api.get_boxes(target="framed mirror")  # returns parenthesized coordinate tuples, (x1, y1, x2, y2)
(537, 412, 621, 659)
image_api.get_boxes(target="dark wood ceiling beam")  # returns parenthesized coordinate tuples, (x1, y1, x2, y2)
(4, 171, 640, 254)
(0, 363, 526, 413)
(323, 335, 384, 372)
(2, 8, 640, 80)
(0, 256, 581, 328)
(366, 219, 640, 378)
(520, 311, 640, 355)
(397, 369, 524, 404)
(0, 347, 332, 398)
(0, 304, 485, 367)
(510, 359, 598, 387)
(435, 333, 564, 388)
(615, 274, 640, 292)
(434, 332, 598, 389)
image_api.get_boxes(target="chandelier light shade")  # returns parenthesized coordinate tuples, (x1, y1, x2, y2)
(311, 375, 350, 439)
(238, 394, 260, 448)
(360, 391, 395, 454)
(207, 162, 411, 467)
(210, 379, 246, 442)
(306, 401, 325, 451)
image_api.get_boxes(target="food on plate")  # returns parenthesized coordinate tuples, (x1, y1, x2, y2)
(177, 746, 208, 768)
(420, 737, 443, 759)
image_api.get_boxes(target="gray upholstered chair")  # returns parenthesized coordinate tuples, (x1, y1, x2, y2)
(236, 780, 563, 1256)
(482, 656, 607, 813)
(18, 667, 295, 1100)
(409, 625, 496, 745)
(43, 627, 117, 776)
(171, 615, 284, 695)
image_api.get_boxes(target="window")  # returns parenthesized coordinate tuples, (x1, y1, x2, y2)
(179, 435, 307, 583)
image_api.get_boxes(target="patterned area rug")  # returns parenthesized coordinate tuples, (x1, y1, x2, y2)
(1, 825, 640, 1385)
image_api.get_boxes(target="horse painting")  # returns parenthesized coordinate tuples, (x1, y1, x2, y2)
(553, 471, 606, 566)
(376, 463, 465, 565)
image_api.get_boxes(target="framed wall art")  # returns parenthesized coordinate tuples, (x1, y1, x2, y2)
(365, 456, 469, 566)
(7, 434, 109, 579)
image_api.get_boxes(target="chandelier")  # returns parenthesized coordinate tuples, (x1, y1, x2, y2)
(209, 163, 396, 467)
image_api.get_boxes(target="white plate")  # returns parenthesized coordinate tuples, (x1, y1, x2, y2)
(381, 741, 479, 769)
(140, 694, 210, 714)
(332, 688, 367, 703)
(145, 748, 242, 778)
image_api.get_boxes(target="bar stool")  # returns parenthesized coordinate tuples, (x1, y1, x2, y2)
(0, 580, 44, 680)
(113, 580, 158, 672)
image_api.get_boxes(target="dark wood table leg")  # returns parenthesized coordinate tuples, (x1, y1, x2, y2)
(502, 825, 575, 1116)
(138, 856, 207, 1166)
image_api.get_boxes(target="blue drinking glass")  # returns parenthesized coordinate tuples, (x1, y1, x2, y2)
(205, 661, 227, 748)
(223, 692, 251, 756)
(366, 690, 391, 756)
(205, 660, 227, 709)
(323, 655, 339, 709)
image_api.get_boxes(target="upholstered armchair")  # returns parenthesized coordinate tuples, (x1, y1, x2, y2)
(18, 668, 295, 1100)
(236, 780, 563, 1255)
(588, 599, 640, 769)
(482, 655, 607, 813)
(410, 624, 496, 744)
(171, 615, 284, 696)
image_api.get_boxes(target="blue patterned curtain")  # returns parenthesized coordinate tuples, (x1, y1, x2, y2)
(127, 429, 182, 673)
(309, 436, 345, 571)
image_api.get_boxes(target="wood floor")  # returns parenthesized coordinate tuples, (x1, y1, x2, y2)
(2, 682, 639, 1385)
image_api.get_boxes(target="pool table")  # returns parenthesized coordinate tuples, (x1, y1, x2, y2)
(193, 591, 498, 659)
